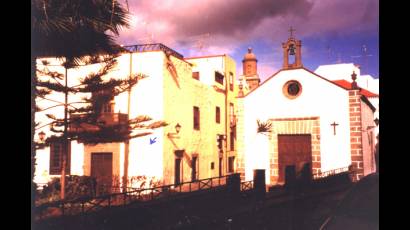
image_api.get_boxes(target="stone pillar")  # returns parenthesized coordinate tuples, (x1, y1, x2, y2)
(227, 173, 241, 195)
(284, 165, 296, 191)
(253, 169, 266, 198)
(349, 89, 364, 181)
(282, 43, 289, 68)
(295, 40, 302, 67)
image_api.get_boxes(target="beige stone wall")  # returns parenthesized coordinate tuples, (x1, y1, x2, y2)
(161, 55, 237, 185)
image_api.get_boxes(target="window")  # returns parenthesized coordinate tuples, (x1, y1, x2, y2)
(283, 80, 302, 99)
(211, 162, 215, 170)
(229, 103, 235, 126)
(216, 106, 221, 124)
(215, 71, 224, 85)
(230, 130, 235, 151)
(192, 71, 200, 80)
(103, 101, 114, 113)
(50, 141, 70, 175)
(228, 156, 235, 173)
(229, 72, 234, 91)
(191, 156, 198, 181)
(93, 90, 114, 113)
(193, 106, 200, 130)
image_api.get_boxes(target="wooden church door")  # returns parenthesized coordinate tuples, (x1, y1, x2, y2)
(278, 134, 312, 184)
(91, 152, 113, 195)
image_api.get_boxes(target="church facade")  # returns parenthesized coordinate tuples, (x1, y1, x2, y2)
(235, 35, 377, 184)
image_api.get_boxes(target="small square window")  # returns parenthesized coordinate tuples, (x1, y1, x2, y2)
(192, 72, 200, 80)
(215, 72, 224, 85)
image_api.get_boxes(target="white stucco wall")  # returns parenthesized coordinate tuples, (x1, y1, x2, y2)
(242, 68, 352, 180)
(315, 63, 361, 82)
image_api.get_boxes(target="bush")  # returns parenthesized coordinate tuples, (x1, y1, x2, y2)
(37, 175, 96, 203)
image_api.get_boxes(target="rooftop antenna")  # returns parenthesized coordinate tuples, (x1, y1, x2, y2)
(326, 45, 332, 63)
(137, 21, 155, 44)
(351, 44, 372, 74)
(336, 53, 342, 63)
(183, 33, 211, 55)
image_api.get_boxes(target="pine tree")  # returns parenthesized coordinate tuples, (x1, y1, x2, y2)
(32, 0, 130, 213)
(35, 54, 168, 199)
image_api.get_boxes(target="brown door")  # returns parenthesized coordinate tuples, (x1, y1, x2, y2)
(175, 158, 181, 185)
(91, 152, 113, 194)
(278, 134, 312, 183)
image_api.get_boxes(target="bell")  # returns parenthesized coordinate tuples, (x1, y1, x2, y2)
(289, 45, 296, 55)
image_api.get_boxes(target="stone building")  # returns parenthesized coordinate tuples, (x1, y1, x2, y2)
(34, 44, 237, 189)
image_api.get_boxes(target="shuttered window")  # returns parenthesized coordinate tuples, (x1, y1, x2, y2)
(49, 141, 70, 175)
(215, 72, 224, 85)
(193, 106, 200, 130)
(216, 106, 221, 124)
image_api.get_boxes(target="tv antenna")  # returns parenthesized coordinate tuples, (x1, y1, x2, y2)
(136, 21, 155, 44)
(336, 53, 342, 63)
(351, 45, 372, 74)
(182, 33, 211, 55)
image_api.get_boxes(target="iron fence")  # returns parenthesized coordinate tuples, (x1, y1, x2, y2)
(312, 166, 352, 180)
(240, 181, 253, 191)
(35, 174, 235, 220)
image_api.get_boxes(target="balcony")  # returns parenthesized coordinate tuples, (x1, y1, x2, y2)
(69, 113, 128, 132)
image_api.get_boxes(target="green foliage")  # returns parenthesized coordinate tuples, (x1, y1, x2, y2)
(37, 55, 168, 146)
(256, 119, 272, 133)
(36, 176, 96, 204)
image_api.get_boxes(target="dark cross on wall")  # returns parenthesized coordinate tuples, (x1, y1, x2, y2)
(331, 122, 339, 135)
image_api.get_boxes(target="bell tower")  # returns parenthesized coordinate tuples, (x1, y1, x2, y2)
(282, 27, 303, 69)
(242, 47, 260, 91)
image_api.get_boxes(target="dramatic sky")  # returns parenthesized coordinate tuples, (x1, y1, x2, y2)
(116, 0, 379, 81)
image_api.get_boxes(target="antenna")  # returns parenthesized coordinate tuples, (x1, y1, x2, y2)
(135, 34, 154, 44)
(181, 33, 211, 55)
(351, 44, 372, 74)
(336, 53, 342, 63)
(326, 45, 332, 63)
(137, 21, 155, 44)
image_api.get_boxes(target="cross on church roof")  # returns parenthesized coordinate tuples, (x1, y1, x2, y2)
(289, 26, 296, 38)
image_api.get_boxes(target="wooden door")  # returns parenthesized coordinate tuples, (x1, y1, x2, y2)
(191, 156, 198, 181)
(278, 135, 312, 183)
(219, 157, 223, 177)
(91, 152, 113, 194)
(175, 158, 181, 185)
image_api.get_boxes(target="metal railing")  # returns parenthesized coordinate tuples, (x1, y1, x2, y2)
(35, 174, 233, 220)
(123, 43, 184, 59)
(312, 166, 351, 180)
(240, 181, 253, 191)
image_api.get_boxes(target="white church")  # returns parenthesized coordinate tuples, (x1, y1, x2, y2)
(236, 35, 378, 184)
